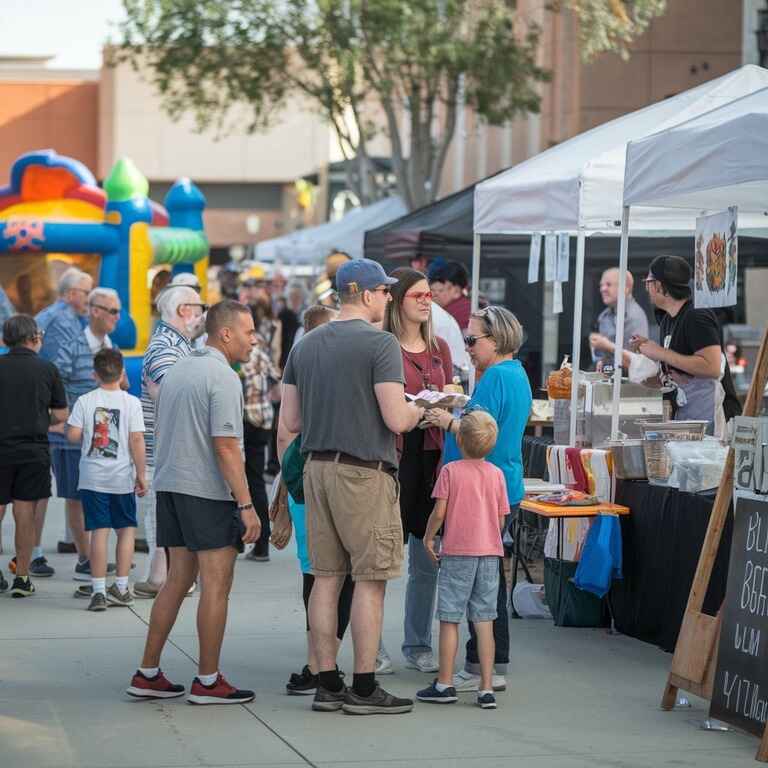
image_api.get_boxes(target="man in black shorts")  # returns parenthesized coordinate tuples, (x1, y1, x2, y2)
(127, 300, 261, 705)
(0, 315, 68, 597)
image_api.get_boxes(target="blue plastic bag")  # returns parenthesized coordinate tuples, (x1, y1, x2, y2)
(572, 514, 623, 598)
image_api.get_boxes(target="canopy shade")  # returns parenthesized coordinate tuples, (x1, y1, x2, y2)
(256, 196, 406, 264)
(624, 87, 768, 216)
(474, 65, 768, 235)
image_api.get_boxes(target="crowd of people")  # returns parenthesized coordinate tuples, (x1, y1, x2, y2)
(0, 255, 534, 714)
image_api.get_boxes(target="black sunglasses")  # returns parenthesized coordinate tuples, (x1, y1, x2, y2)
(92, 304, 120, 316)
(464, 334, 491, 348)
(181, 302, 209, 312)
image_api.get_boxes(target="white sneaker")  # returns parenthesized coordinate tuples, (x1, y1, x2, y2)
(452, 669, 506, 692)
(405, 651, 439, 673)
(375, 648, 394, 675)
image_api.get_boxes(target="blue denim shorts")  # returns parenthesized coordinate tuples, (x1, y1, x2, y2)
(437, 555, 500, 623)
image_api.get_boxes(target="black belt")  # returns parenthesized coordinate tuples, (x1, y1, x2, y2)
(309, 451, 396, 475)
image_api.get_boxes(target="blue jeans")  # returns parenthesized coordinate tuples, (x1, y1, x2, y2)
(401, 534, 439, 659)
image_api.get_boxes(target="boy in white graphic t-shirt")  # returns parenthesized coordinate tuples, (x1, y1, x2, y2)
(67, 348, 146, 612)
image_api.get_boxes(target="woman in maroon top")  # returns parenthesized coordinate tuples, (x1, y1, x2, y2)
(384, 267, 452, 674)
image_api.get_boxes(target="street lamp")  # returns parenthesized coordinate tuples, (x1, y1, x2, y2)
(757, 6, 768, 68)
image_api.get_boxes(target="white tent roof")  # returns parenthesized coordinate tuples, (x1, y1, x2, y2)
(256, 196, 406, 264)
(473, 65, 768, 235)
(624, 86, 768, 218)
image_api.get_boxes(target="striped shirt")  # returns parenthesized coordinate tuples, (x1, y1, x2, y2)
(141, 321, 192, 465)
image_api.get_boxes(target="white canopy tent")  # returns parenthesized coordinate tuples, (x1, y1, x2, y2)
(256, 196, 406, 265)
(609, 87, 768, 437)
(472, 65, 768, 444)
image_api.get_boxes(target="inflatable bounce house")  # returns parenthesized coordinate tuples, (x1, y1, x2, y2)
(0, 150, 208, 391)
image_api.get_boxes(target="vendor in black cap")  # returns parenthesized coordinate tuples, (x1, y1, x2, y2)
(628, 254, 741, 435)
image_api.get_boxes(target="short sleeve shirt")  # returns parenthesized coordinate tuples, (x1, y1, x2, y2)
(594, 297, 650, 363)
(153, 346, 244, 501)
(283, 319, 404, 466)
(0, 348, 67, 465)
(68, 389, 145, 494)
(432, 460, 509, 557)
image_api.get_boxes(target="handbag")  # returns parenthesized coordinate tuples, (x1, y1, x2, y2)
(281, 435, 306, 503)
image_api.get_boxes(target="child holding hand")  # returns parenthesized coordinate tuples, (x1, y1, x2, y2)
(417, 410, 509, 709)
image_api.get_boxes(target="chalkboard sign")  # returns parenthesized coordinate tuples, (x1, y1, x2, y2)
(711, 495, 768, 736)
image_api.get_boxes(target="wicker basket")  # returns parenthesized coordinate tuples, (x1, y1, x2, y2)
(638, 421, 708, 483)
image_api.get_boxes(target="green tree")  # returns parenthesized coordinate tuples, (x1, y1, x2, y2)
(113, 0, 549, 210)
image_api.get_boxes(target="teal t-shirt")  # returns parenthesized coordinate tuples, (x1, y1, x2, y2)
(442, 359, 532, 505)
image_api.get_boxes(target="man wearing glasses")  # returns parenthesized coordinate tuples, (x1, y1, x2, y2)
(85, 288, 121, 356)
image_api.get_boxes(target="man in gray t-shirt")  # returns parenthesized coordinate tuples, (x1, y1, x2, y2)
(281, 258, 422, 715)
(128, 301, 262, 706)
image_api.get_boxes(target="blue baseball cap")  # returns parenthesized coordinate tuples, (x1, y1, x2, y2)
(336, 258, 398, 294)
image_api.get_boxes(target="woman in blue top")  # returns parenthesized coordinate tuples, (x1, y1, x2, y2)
(424, 305, 532, 693)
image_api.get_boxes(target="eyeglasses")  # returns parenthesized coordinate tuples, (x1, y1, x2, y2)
(644, 278, 659, 291)
(405, 290, 433, 302)
(72, 287, 90, 296)
(91, 304, 120, 316)
(464, 334, 491, 348)
(181, 302, 209, 312)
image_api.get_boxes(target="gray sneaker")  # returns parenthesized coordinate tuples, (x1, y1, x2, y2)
(312, 685, 347, 712)
(405, 651, 439, 673)
(106, 583, 134, 607)
(88, 592, 107, 612)
(342, 685, 413, 715)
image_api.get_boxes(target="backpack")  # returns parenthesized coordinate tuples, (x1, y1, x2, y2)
(282, 435, 306, 503)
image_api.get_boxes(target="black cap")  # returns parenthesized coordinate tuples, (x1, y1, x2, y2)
(649, 255, 691, 288)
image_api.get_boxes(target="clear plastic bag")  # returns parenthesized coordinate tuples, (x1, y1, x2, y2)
(665, 438, 728, 493)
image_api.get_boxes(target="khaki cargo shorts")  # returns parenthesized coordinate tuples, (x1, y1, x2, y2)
(304, 459, 403, 582)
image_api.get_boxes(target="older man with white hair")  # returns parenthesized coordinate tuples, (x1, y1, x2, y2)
(134, 284, 204, 598)
(85, 287, 121, 354)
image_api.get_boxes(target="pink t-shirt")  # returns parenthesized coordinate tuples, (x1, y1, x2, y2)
(432, 459, 510, 557)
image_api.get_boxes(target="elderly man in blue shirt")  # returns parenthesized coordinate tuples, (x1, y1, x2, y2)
(36, 267, 96, 580)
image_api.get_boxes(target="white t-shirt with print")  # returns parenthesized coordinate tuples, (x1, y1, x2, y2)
(68, 388, 145, 494)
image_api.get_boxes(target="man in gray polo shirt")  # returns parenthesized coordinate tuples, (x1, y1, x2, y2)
(127, 300, 260, 705)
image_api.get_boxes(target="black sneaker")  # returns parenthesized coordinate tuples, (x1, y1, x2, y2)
(477, 692, 497, 709)
(74, 584, 93, 599)
(88, 592, 107, 612)
(287, 665, 318, 696)
(57, 540, 77, 554)
(0, 570, 8, 593)
(10, 576, 35, 598)
(342, 685, 414, 715)
(416, 680, 458, 704)
(30, 557, 55, 577)
(74, 560, 117, 581)
(312, 684, 347, 712)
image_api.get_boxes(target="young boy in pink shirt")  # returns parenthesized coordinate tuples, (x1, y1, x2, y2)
(417, 411, 509, 709)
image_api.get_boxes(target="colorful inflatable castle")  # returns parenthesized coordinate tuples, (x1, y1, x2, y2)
(0, 149, 208, 391)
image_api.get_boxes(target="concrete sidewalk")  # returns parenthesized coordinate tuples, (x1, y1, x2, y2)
(0, 499, 761, 768)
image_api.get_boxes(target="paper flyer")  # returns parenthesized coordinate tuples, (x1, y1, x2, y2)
(557, 234, 570, 282)
(695, 206, 737, 309)
(544, 234, 557, 282)
(528, 234, 542, 284)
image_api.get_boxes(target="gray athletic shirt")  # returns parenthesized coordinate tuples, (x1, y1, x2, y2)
(153, 346, 244, 501)
(283, 319, 405, 467)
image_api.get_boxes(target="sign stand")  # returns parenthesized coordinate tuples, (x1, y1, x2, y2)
(660, 328, 768, 762)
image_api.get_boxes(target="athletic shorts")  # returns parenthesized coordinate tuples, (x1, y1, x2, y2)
(303, 459, 403, 582)
(81, 490, 138, 531)
(51, 446, 81, 500)
(156, 491, 244, 553)
(0, 462, 52, 505)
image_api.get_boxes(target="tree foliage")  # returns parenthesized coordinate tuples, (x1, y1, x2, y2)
(113, 0, 549, 210)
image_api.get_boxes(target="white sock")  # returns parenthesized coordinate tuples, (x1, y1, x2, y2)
(198, 671, 219, 686)
(139, 666, 159, 678)
(479, 689, 494, 696)
(435, 681, 451, 692)
(115, 576, 129, 592)
(91, 577, 106, 596)
(32, 546, 43, 560)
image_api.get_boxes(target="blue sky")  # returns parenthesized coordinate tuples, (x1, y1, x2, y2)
(1, 0, 126, 68)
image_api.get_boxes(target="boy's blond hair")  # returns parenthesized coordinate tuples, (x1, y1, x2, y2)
(457, 410, 498, 459)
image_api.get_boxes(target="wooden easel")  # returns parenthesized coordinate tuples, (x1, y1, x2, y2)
(660, 327, 768, 762)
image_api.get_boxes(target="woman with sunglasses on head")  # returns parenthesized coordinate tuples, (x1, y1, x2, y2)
(423, 305, 531, 694)
(382, 267, 453, 676)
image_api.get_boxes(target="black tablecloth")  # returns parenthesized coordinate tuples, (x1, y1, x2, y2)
(611, 481, 733, 653)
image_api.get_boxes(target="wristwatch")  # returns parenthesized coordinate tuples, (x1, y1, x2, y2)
(237, 502, 254, 512)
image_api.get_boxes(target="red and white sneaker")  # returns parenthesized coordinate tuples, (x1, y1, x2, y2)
(126, 669, 185, 699)
(187, 674, 255, 705)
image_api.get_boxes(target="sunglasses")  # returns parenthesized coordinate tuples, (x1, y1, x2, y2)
(92, 304, 120, 316)
(405, 290, 433, 302)
(369, 287, 391, 296)
(181, 302, 209, 312)
(464, 334, 491, 348)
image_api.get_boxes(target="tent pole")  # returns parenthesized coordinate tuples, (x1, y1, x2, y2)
(569, 231, 586, 446)
(610, 207, 631, 440)
(469, 233, 481, 393)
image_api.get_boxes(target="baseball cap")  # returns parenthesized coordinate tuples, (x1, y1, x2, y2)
(336, 258, 398, 294)
(649, 255, 691, 287)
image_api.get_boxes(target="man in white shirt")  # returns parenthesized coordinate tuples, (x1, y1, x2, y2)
(431, 302, 471, 385)
(86, 288, 121, 354)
